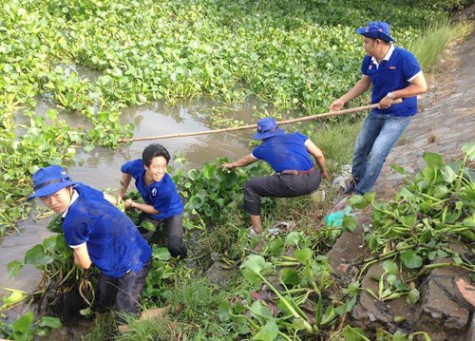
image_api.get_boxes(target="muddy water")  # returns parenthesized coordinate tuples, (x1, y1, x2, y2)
(1, 97, 260, 306)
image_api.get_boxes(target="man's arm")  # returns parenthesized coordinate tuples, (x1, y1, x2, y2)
(378, 72, 428, 109)
(124, 199, 160, 215)
(305, 140, 329, 179)
(223, 154, 258, 170)
(330, 76, 371, 111)
(73, 244, 92, 269)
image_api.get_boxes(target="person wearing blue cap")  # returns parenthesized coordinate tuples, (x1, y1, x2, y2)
(223, 118, 329, 235)
(330, 21, 427, 195)
(119, 143, 187, 259)
(28, 165, 154, 327)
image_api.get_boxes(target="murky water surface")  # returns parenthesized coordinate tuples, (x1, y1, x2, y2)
(1, 96, 261, 320)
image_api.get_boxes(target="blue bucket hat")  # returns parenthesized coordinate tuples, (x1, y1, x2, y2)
(27, 165, 76, 201)
(356, 21, 396, 42)
(253, 118, 285, 140)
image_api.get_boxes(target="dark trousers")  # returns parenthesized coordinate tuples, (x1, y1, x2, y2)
(139, 213, 187, 259)
(243, 172, 321, 216)
(95, 257, 152, 321)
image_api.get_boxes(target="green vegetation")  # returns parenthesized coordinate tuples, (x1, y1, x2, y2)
(349, 143, 475, 272)
(1, 0, 474, 340)
(0, 0, 452, 235)
(406, 20, 471, 72)
(4, 143, 472, 340)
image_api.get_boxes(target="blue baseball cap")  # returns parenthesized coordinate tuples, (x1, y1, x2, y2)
(27, 165, 76, 201)
(356, 21, 396, 42)
(253, 117, 285, 140)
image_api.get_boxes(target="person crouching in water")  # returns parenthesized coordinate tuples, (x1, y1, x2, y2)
(119, 143, 187, 259)
(27, 165, 156, 329)
(223, 117, 329, 235)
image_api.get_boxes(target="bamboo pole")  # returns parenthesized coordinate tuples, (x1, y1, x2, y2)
(118, 101, 401, 143)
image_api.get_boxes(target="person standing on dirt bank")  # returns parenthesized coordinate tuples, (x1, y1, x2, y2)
(330, 21, 427, 195)
(223, 117, 329, 235)
(119, 143, 187, 259)
(27, 165, 153, 324)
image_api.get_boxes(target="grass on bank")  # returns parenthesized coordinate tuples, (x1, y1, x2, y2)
(407, 20, 473, 72)
(40, 19, 475, 341)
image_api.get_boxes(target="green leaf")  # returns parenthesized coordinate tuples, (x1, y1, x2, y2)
(342, 215, 356, 232)
(342, 325, 369, 341)
(267, 238, 284, 257)
(24, 245, 54, 266)
(349, 192, 375, 209)
(280, 268, 301, 285)
(440, 165, 457, 183)
(218, 300, 230, 321)
(240, 255, 270, 284)
(292, 316, 308, 331)
(140, 220, 157, 232)
(406, 288, 420, 304)
(153, 247, 171, 261)
(12, 312, 34, 333)
(251, 319, 279, 341)
(386, 274, 397, 286)
(7, 260, 24, 278)
(188, 194, 205, 209)
(400, 251, 423, 269)
(1, 290, 26, 306)
(423, 152, 444, 169)
(293, 248, 313, 262)
(391, 163, 408, 176)
(462, 142, 475, 160)
(285, 231, 301, 246)
(382, 260, 398, 275)
(334, 295, 357, 316)
(38, 316, 62, 329)
(249, 300, 273, 320)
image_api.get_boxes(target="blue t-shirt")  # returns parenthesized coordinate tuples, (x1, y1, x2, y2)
(121, 159, 184, 220)
(62, 184, 152, 279)
(252, 133, 315, 173)
(362, 46, 421, 117)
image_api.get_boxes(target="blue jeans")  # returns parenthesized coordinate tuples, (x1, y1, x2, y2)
(352, 111, 412, 194)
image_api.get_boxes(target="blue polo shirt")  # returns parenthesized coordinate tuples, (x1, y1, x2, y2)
(252, 133, 314, 173)
(362, 45, 422, 117)
(121, 159, 184, 220)
(62, 184, 152, 279)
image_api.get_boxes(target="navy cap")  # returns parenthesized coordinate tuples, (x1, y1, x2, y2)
(356, 21, 396, 42)
(27, 165, 76, 201)
(253, 117, 285, 140)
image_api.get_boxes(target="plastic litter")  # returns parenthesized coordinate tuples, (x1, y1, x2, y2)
(325, 206, 352, 228)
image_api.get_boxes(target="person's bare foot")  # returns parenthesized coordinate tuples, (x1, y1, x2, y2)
(455, 278, 475, 308)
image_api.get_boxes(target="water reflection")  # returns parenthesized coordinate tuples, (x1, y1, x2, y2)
(3, 95, 266, 302)
(68, 98, 258, 189)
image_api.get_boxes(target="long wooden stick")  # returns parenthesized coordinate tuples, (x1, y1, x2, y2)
(118, 101, 400, 143)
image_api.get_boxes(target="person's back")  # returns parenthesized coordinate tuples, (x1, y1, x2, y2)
(223, 118, 329, 235)
(63, 183, 151, 278)
(253, 132, 315, 173)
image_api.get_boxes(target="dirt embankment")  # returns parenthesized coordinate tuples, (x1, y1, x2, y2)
(328, 25, 475, 340)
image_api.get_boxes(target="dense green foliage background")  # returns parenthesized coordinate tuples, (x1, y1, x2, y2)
(0, 0, 448, 233)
